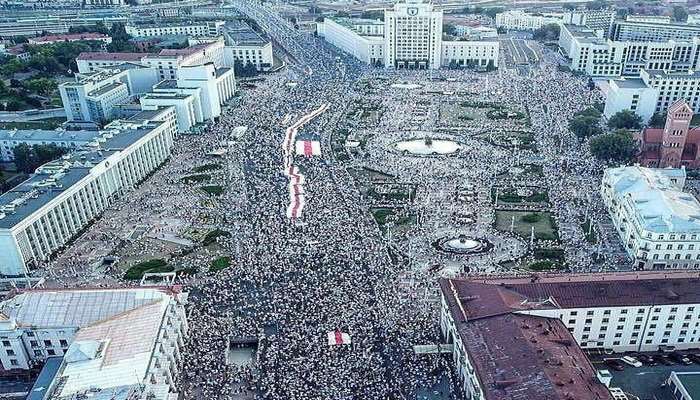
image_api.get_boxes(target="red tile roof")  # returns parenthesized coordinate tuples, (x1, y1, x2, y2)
(76, 52, 148, 62)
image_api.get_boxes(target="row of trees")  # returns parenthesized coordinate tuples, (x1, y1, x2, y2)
(13, 143, 68, 174)
(532, 24, 560, 42)
(568, 106, 642, 163)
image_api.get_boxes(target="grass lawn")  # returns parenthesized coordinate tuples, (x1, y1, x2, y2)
(201, 185, 224, 196)
(581, 219, 597, 244)
(124, 259, 173, 280)
(495, 210, 559, 241)
(493, 188, 549, 204)
(181, 174, 211, 184)
(210, 256, 231, 272)
(202, 228, 231, 246)
(370, 208, 415, 232)
(192, 163, 222, 173)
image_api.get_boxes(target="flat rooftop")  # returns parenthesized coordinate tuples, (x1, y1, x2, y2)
(613, 77, 648, 89)
(76, 52, 148, 62)
(225, 21, 268, 46)
(0, 129, 97, 143)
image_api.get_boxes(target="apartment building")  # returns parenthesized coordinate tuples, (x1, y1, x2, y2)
(441, 272, 700, 399)
(495, 10, 563, 31)
(223, 20, 274, 71)
(125, 20, 225, 39)
(612, 20, 700, 42)
(0, 113, 178, 276)
(601, 165, 700, 270)
(0, 286, 188, 399)
(317, 17, 386, 65)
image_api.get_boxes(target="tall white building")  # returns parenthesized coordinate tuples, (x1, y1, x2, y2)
(0, 112, 178, 276)
(601, 165, 700, 270)
(384, 0, 443, 70)
(222, 20, 274, 71)
(612, 20, 700, 42)
(441, 271, 700, 399)
(604, 69, 700, 121)
(318, 0, 499, 70)
(59, 66, 160, 124)
(0, 286, 188, 399)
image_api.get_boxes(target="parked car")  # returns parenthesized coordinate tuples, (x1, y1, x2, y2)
(658, 355, 675, 366)
(605, 359, 625, 371)
(670, 352, 693, 365)
(687, 353, 700, 364)
(637, 354, 657, 366)
(621, 356, 643, 367)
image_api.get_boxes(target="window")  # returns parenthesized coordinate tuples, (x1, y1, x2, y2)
(9, 360, 17, 366)
(59, 340, 68, 347)
(43, 340, 52, 347)
(46, 349, 55, 356)
(1, 341, 9, 347)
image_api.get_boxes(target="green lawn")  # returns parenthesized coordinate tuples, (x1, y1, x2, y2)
(192, 163, 222, 173)
(181, 174, 211, 184)
(0, 117, 66, 130)
(202, 229, 231, 246)
(124, 259, 173, 280)
(201, 185, 224, 196)
(495, 210, 559, 241)
(493, 188, 549, 204)
(209, 256, 231, 272)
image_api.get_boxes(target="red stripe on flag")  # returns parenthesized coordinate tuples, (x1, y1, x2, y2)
(335, 330, 343, 345)
(304, 141, 312, 156)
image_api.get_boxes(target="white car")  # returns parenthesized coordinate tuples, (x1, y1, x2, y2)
(620, 356, 643, 368)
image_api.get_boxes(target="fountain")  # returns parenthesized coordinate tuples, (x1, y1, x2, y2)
(433, 235, 492, 255)
(394, 139, 462, 156)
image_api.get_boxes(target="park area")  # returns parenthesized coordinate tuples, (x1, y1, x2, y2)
(494, 210, 559, 241)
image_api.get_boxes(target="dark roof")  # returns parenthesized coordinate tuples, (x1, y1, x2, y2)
(76, 52, 148, 62)
(27, 357, 63, 400)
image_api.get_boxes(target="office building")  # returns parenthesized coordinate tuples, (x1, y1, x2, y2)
(59, 66, 159, 124)
(0, 130, 97, 162)
(604, 69, 700, 121)
(76, 52, 153, 74)
(560, 24, 700, 78)
(141, 91, 200, 133)
(0, 15, 128, 38)
(0, 113, 178, 276)
(563, 8, 616, 36)
(125, 20, 225, 39)
(636, 100, 700, 168)
(612, 20, 700, 42)
(602, 165, 700, 269)
(318, 0, 499, 70)
(222, 20, 274, 71)
(0, 286, 187, 399)
(495, 10, 562, 31)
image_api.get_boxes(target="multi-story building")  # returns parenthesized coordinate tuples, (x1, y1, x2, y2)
(636, 100, 700, 168)
(601, 165, 700, 269)
(125, 20, 225, 38)
(605, 69, 700, 122)
(318, 0, 499, 70)
(27, 32, 111, 45)
(495, 10, 563, 31)
(59, 66, 159, 124)
(0, 15, 128, 38)
(76, 52, 153, 74)
(0, 112, 178, 276)
(562, 7, 616, 36)
(612, 20, 700, 42)
(222, 20, 274, 71)
(560, 24, 700, 78)
(441, 272, 700, 399)
(84, 0, 124, 6)
(0, 130, 97, 162)
(0, 286, 188, 400)
(384, 0, 443, 69)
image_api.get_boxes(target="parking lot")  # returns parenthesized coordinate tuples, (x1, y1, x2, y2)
(590, 353, 700, 399)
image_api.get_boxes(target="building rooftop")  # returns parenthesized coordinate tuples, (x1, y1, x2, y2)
(224, 21, 269, 46)
(440, 278, 614, 400)
(87, 81, 125, 98)
(29, 32, 110, 43)
(153, 79, 178, 90)
(674, 372, 700, 398)
(0, 119, 167, 230)
(27, 357, 63, 400)
(612, 77, 649, 89)
(76, 52, 148, 62)
(0, 129, 97, 143)
(605, 166, 700, 234)
(0, 287, 177, 327)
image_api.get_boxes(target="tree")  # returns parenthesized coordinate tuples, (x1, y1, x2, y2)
(532, 23, 560, 41)
(590, 130, 638, 163)
(5, 99, 23, 111)
(648, 112, 666, 128)
(673, 6, 688, 22)
(360, 10, 384, 21)
(586, 0, 608, 10)
(13, 143, 68, 173)
(607, 109, 642, 130)
(443, 23, 457, 36)
(569, 115, 603, 138)
(25, 78, 57, 96)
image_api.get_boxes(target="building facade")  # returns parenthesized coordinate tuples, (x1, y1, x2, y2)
(384, 0, 443, 69)
(0, 113, 178, 276)
(636, 101, 700, 168)
(223, 20, 275, 71)
(495, 10, 562, 31)
(612, 20, 700, 42)
(0, 286, 187, 400)
(441, 272, 700, 399)
(601, 165, 700, 270)
(0, 130, 97, 162)
(125, 20, 225, 38)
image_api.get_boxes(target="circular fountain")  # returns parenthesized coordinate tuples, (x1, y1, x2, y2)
(433, 235, 492, 255)
(394, 139, 462, 156)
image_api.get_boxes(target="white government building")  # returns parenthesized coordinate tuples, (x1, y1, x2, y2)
(604, 69, 700, 122)
(0, 286, 188, 399)
(441, 272, 700, 400)
(125, 20, 225, 38)
(317, 0, 499, 70)
(602, 165, 700, 270)
(222, 20, 275, 72)
(0, 110, 178, 276)
(495, 10, 564, 31)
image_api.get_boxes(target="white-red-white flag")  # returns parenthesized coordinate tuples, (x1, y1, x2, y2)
(295, 140, 321, 157)
(327, 330, 351, 346)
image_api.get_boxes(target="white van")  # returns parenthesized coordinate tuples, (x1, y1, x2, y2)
(620, 356, 642, 368)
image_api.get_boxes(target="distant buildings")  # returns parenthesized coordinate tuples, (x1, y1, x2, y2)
(0, 286, 188, 399)
(611, 19, 700, 42)
(125, 20, 225, 39)
(441, 272, 700, 399)
(602, 165, 700, 269)
(636, 100, 700, 168)
(495, 10, 562, 31)
(0, 130, 97, 162)
(0, 15, 128, 38)
(0, 112, 178, 276)
(318, 0, 499, 70)
(496, 8, 615, 34)
(604, 69, 700, 122)
(223, 20, 274, 71)
(27, 32, 112, 45)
